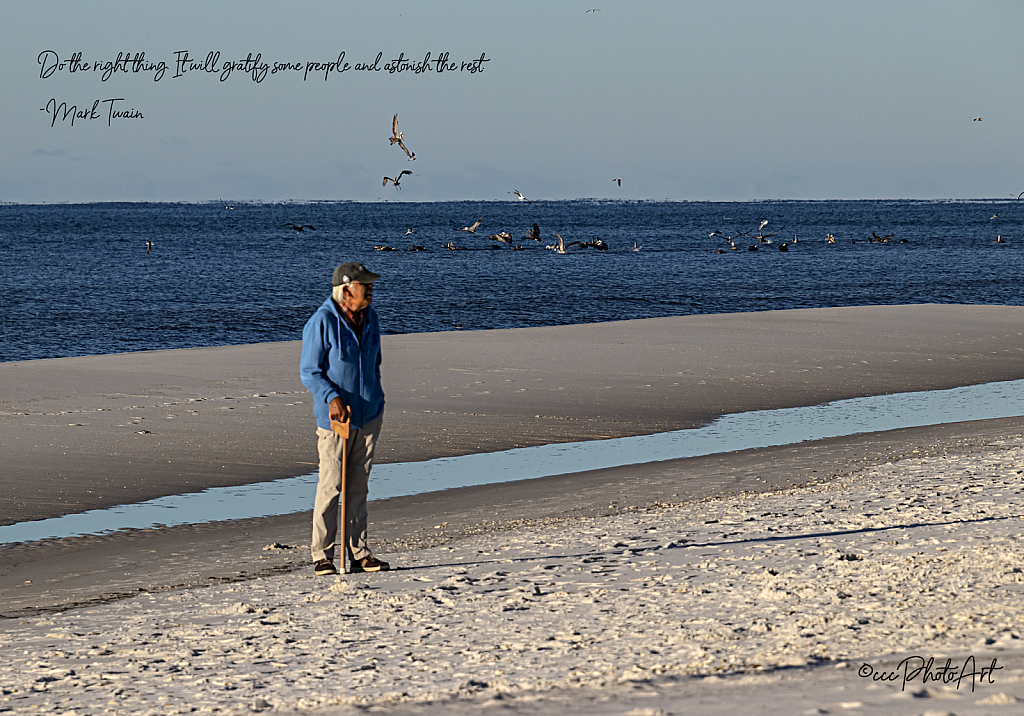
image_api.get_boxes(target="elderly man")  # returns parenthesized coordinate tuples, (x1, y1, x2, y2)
(300, 261, 389, 575)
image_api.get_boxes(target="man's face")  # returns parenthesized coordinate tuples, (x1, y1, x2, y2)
(343, 281, 373, 312)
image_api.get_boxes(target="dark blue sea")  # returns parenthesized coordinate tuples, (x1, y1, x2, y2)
(1, 199, 1022, 362)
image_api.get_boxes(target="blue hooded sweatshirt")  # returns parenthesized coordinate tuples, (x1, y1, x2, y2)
(299, 296, 384, 430)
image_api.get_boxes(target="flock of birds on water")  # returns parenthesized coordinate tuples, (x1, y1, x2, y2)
(146, 107, 1021, 256)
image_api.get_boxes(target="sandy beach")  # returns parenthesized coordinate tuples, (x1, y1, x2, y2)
(2, 304, 1024, 714)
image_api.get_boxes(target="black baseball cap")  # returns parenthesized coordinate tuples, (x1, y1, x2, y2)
(332, 262, 381, 285)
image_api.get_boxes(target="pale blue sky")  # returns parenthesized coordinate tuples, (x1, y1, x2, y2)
(2, 1, 1022, 202)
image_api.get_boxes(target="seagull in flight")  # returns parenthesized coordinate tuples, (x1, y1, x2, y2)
(145, 240, 154, 254)
(284, 223, 316, 234)
(613, 178, 621, 186)
(460, 218, 483, 233)
(973, 117, 983, 121)
(389, 114, 416, 160)
(758, 219, 769, 231)
(511, 190, 531, 203)
(383, 170, 413, 189)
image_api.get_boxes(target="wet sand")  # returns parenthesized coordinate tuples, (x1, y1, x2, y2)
(3, 303, 1024, 526)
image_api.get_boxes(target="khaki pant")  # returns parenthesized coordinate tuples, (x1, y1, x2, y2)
(310, 412, 383, 563)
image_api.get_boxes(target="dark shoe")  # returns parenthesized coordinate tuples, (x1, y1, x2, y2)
(350, 555, 390, 573)
(314, 559, 338, 576)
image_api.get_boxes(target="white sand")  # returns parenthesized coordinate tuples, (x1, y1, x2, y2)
(3, 438, 1023, 714)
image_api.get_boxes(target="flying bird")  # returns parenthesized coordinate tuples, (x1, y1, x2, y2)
(460, 218, 483, 233)
(613, 178, 621, 186)
(511, 190, 531, 203)
(586, 8, 600, 12)
(389, 114, 416, 160)
(145, 240, 154, 254)
(383, 170, 413, 189)
(990, 214, 998, 220)
(758, 219, 769, 231)
(284, 223, 316, 233)
(522, 223, 541, 242)
(973, 117, 983, 121)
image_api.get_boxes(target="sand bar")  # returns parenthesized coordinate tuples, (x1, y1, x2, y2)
(3, 304, 1024, 526)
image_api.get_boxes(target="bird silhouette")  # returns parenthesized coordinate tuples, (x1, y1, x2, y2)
(284, 223, 316, 234)
(613, 178, 621, 186)
(522, 223, 541, 242)
(383, 170, 413, 189)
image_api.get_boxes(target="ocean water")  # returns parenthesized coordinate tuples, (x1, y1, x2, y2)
(1, 198, 1023, 362)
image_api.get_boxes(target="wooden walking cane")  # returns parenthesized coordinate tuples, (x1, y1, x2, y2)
(331, 413, 351, 574)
